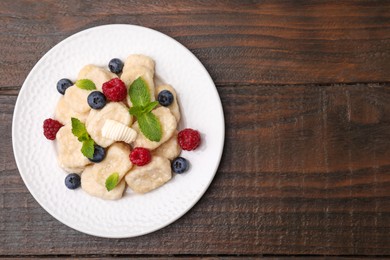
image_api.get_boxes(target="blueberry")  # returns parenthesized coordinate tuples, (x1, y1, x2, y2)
(158, 90, 174, 106)
(108, 58, 124, 74)
(89, 145, 106, 163)
(87, 91, 106, 109)
(57, 78, 73, 95)
(171, 157, 189, 174)
(65, 173, 81, 189)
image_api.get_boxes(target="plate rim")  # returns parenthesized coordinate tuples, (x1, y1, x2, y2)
(12, 24, 225, 238)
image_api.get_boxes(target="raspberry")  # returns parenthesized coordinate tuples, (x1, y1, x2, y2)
(178, 128, 201, 151)
(130, 147, 151, 166)
(43, 118, 63, 140)
(102, 78, 127, 102)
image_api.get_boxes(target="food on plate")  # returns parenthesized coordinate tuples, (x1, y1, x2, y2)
(43, 118, 63, 140)
(171, 157, 189, 174)
(86, 102, 132, 148)
(55, 97, 89, 125)
(65, 173, 81, 190)
(87, 91, 106, 109)
(123, 54, 155, 74)
(101, 119, 137, 144)
(132, 107, 177, 150)
(156, 85, 180, 122)
(121, 54, 155, 107)
(178, 128, 201, 151)
(78, 64, 117, 91)
(43, 54, 202, 200)
(88, 144, 106, 163)
(130, 147, 152, 166)
(64, 85, 92, 114)
(102, 78, 127, 102)
(81, 143, 132, 200)
(57, 78, 73, 95)
(108, 58, 124, 74)
(125, 156, 171, 194)
(56, 124, 90, 173)
(152, 130, 181, 160)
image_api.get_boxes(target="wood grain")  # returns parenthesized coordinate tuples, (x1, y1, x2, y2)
(0, 0, 390, 87)
(2, 0, 390, 257)
(1, 82, 390, 256)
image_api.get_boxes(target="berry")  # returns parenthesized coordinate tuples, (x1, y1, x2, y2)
(178, 128, 201, 151)
(171, 157, 189, 174)
(89, 145, 106, 163)
(130, 147, 151, 166)
(102, 78, 127, 102)
(57, 78, 73, 95)
(108, 58, 124, 74)
(43, 118, 63, 140)
(65, 173, 81, 189)
(158, 90, 174, 106)
(87, 91, 106, 109)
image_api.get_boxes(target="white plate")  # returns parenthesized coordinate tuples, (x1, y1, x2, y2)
(12, 24, 224, 238)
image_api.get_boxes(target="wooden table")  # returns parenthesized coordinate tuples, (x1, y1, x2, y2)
(1, 0, 390, 257)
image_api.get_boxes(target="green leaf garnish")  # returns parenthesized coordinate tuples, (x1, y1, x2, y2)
(71, 117, 95, 159)
(129, 106, 144, 118)
(71, 118, 87, 138)
(105, 172, 119, 192)
(137, 112, 162, 142)
(77, 132, 90, 142)
(142, 101, 159, 114)
(81, 139, 95, 159)
(129, 101, 159, 117)
(75, 79, 96, 90)
(128, 77, 151, 107)
(127, 77, 162, 142)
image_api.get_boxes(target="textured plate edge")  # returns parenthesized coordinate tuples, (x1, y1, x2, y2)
(12, 24, 225, 238)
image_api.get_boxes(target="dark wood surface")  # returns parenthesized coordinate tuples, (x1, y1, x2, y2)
(1, 0, 390, 257)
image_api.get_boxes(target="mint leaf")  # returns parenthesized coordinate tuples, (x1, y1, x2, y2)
(128, 78, 162, 142)
(77, 132, 90, 142)
(142, 101, 159, 114)
(129, 101, 158, 117)
(137, 112, 162, 142)
(71, 117, 96, 159)
(81, 139, 95, 159)
(129, 106, 144, 117)
(71, 117, 90, 141)
(129, 77, 150, 107)
(76, 79, 96, 90)
(71, 117, 87, 138)
(105, 172, 119, 191)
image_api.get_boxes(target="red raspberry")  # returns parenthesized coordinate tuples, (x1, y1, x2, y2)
(102, 78, 127, 102)
(43, 118, 63, 140)
(178, 128, 201, 151)
(130, 147, 152, 166)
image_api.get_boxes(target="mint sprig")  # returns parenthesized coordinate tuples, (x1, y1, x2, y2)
(137, 112, 162, 142)
(75, 79, 96, 90)
(81, 139, 95, 159)
(128, 77, 162, 142)
(129, 101, 158, 117)
(105, 172, 119, 191)
(129, 77, 151, 107)
(71, 117, 95, 159)
(71, 118, 89, 141)
(143, 101, 159, 114)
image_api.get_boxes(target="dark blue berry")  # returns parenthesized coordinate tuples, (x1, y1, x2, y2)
(108, 58, 124, 74)
(65, 173, 81, 189)
(57, 78, 73, 95)
(89, 145, 106, 163)
(87, 91, 106, 109)
(171, 157, 189, 174)
(158, 90, 174, 106)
